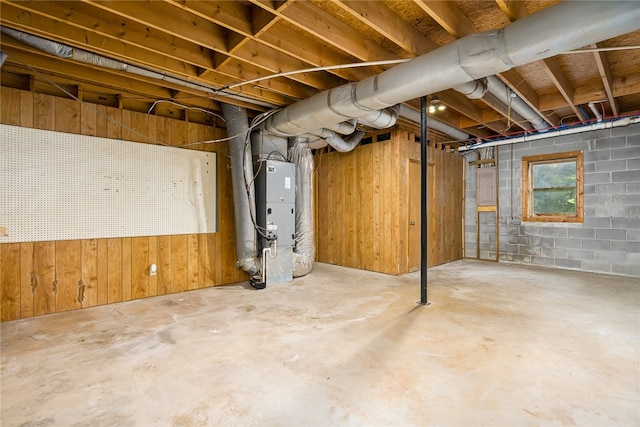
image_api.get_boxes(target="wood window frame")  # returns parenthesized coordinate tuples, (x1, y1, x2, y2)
(522, 151, 584, 223)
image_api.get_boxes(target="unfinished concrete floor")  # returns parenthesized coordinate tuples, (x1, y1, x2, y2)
(1, 260, 639, 426)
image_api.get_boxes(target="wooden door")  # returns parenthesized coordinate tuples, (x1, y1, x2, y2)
(408, 162, 435, 271)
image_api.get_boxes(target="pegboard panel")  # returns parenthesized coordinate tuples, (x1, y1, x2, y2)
(0, 124, 217, 243)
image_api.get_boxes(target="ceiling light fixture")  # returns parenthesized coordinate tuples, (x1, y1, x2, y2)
(428, 97, 446, 113)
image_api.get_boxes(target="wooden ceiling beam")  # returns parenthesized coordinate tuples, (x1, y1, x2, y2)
(81, 0, 323, 97)
(438, 91, 484, 124)
(214, 59, 309, 99)
(165, 0, 358, 91)
(497, 69, 558, 127)
(82, 0, 227, 52)
(1, 34, 289, 109)
(414, 0, 547, 131)
(437, 90, 507, 133)
(2, 1, 218, 71)
(539, 73, 640, 112)
(193, 0, 370, 83)
(252, 0, 396, 64)
(541, 58, 586, 120)
(609, 72, 640, 99)
(403, 98, 487, 138)
(257, 22, 368, 82)
(219, 39, 344, 91)
(495, 0, 528, 23)
(591, 43, 619, 116)
(3, 1, 319, 102)
(479, 92, 532, 131)
(413, 0, 475, 38)
(0, 45, 173, 100)
(157, 0, 344, 92)
(252, 0, 491, 137)
(166, 0, 253, 36)
(251, 6, 279, 37)
(329, 0, 438, 56)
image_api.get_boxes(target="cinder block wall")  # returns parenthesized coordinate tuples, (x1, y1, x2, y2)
(465, 162, 477, 258)
(464, 122, 640, 277)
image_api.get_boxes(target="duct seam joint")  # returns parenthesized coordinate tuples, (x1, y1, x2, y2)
(496, 29, 515, 69)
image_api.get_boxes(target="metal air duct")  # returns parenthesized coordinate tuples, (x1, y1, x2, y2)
(485, 76, 547, 130)
(290, 139, 315, 277)
(221, 103, 259, 275)
(263, 1, 640, 137)
(0, 27, 276, 109)
(398, 105, 469, 141)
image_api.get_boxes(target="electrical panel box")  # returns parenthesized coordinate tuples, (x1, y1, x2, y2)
(477, 167, 497, 206)
(255, 160, 296, 249)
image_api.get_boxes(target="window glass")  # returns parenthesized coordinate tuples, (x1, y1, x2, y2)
(532, 161, 577, 215)
(522, 151, 583, 223)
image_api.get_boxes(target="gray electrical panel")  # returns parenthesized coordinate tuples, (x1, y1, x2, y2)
(255, 160, 296, 249)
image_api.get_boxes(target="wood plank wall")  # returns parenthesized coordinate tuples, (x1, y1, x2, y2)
(0, 87, 247, 321)
(315, 129, 464, 275)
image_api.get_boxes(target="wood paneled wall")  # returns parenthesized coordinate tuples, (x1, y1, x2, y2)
(315, 129, 464, 275)
(0, 87, 247, 321)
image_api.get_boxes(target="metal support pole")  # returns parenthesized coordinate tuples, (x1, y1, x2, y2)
(420, 96, 429, 305)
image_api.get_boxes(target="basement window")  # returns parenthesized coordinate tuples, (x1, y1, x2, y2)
(522, 151, 583, 223)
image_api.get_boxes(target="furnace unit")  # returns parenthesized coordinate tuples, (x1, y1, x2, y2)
(253, 159, 296, 287)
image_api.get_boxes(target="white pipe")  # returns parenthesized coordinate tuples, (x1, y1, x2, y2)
(265, 2, 640, 137)
(459, 116, 640, 151)
(588, 101, 603, 122)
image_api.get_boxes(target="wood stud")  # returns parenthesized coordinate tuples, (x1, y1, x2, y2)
(0, 87, 247, 321)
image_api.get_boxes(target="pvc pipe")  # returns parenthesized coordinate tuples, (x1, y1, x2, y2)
(459, 116, 640, 151)
(588, 101, 603, 122)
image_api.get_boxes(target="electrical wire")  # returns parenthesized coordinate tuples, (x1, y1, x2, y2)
(565, 45, 640, 54)
(147, 99, 226, 123)
(14, 59, 171, 147)
(221, 59, 410, 91)
(11, 55, 240, 150)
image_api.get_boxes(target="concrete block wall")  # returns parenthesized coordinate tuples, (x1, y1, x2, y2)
(464, 122, 640, 277)
(464, 160, 477, 258)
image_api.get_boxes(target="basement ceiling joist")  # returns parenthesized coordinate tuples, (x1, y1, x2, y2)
(1, 0, 639, 145)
